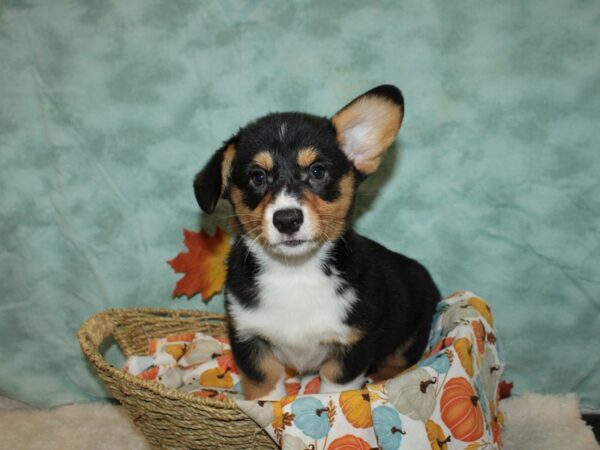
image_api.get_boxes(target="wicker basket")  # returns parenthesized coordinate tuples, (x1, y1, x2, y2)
(78, 308, 277, 450)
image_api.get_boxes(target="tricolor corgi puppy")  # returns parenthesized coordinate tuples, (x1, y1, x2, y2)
(194, 85, 440, 400)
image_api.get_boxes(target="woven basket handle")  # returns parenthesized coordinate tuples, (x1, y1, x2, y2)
(78, 310, 117, 366)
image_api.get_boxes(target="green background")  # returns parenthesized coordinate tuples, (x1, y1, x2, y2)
(1, 0, 599, 411)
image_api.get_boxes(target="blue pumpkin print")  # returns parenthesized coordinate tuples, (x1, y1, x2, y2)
(373, 405, 404, 450)
(290, 396, 331, 440)
(426, 327, 443, 352)
(419, 350, 451, 374)
(435, 300, 450, 314)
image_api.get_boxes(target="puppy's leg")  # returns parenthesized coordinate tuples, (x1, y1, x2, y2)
(320, 358, 365, 392)
(240, 353, 286, 400)
(319, 345, 371, 393)
(369, 337, 414, 382)
(229, 332, 285, 400)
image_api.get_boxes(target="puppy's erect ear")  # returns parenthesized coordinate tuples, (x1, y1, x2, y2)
(332, 85, 404, 175)
(193, 143, 235, 214)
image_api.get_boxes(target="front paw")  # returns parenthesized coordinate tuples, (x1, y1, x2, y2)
(319, 359, 365, 393)
(240, 355, 285, 400)
(319, 375, 366, 393)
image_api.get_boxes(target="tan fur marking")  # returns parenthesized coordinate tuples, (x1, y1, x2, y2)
(241, 354, 285, 400)
(347, 327, 363, 345)
(332, 96, 403, 174)
(320, 358, 343, 384)
(320, 327, 363, 347)
(297, 147, 318, 168)
(229, 186, 271, 245)
(253, 151, 274, 170)
(382, 352, 409, 369)
(303, 173, 355, 243)
(370, 365, 406, 382)
(220, 144, 236, 195)
(370, 337, 414, 382)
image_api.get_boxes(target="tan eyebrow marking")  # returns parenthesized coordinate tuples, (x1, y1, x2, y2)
(297, 147, 318, 168)
(253, 151, 274, 170)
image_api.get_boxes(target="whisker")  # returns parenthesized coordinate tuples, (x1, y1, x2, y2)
(230, 224, 263, 254)
(243, 233, 264, 267)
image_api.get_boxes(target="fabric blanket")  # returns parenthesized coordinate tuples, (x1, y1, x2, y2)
(125, 291, 504, 449)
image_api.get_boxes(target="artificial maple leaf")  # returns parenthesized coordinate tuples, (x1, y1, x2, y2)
(167, 227, 231, 302)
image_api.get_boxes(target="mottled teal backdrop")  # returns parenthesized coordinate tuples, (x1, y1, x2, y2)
(1, 1, 599, 411)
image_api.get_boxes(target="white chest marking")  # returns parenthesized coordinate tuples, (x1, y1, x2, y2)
(228, 243, 357, 373)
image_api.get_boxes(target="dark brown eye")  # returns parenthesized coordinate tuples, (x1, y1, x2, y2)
(250, 169, 266, 186)
(309, 163, 326, 180)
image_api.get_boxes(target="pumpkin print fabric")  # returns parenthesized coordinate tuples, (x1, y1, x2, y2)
(244, 291, 505, 449)
(124, 291, 505, 449)
(123, 332, 241, 400)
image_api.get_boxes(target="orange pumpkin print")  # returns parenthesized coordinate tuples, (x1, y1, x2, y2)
(285, 382, 301, 396)
(138, 366, 159, 380)
(304, 376, 320, 394)
(454, 338, 475, 377)
(191, 389, 225, 400)
(164, 344, 186, 361)
(440, 377, 484, 442)
(147, 339, 159, 355)
(328, 434, 372, 450)
(425, 336, 456, 358)
(213, 335, 230, 345)
(467, 297, 494, 327)
(216, 350, 239, 374)
(166, 332, 196, 343)
(199, 367, 234, 389)
(472, 320, 485, 355)
(339, 389, 373, 428)
(426, 420, 451, 450)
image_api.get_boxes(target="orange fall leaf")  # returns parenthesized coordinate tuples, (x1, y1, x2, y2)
(167, 227, 231, 302)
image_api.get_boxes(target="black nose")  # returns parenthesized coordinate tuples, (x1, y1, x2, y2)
(273, 208, 303, 235)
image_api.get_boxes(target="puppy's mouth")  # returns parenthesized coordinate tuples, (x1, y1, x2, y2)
(278, 239, 308, 248)
(268, 238, 319, 257)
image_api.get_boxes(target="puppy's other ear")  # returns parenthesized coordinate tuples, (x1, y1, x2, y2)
(332, 85, 404, 175)
(193, 143, 236, 214)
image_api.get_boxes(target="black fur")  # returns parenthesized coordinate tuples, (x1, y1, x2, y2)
(195, 85, 440, 392)
(225, 230, 440, 384)
(193, 143, 230, 214)
(323, 231, 440, 382)
(231, 112, 353, 207)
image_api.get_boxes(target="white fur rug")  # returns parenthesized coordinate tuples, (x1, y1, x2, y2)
(0, 394, 597, 450)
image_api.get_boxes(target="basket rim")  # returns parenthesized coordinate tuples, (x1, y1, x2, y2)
(77, 307, 240, 411)
(94, 306, 228, 319)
